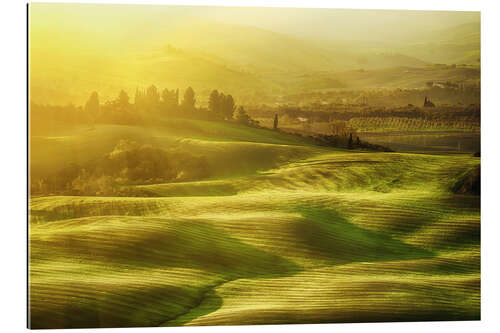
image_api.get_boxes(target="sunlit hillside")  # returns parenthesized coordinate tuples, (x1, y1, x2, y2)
(29, 119, 480, 328)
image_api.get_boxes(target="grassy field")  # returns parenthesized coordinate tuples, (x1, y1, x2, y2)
(28, 120, 480, 328)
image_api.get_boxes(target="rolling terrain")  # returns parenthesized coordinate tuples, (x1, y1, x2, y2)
(29, 120, 480, 328)
(28, 4, 481, 329)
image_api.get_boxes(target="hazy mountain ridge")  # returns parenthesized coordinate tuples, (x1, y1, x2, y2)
(29, 12, 480, 105)
(161, 20, 432, 72)
(389, 22, 480, 65)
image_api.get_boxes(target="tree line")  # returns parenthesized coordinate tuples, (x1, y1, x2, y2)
(31, 85, 261, 133)
(87, 85, 260, 125)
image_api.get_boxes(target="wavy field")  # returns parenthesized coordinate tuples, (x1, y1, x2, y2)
(28, 123, 480, 328)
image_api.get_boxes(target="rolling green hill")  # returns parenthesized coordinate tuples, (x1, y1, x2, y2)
(29, 119, 480, 328)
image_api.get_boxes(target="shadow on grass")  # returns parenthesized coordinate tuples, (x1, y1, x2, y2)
(292, 206, 435, 265)
(30, 217, 303, 329)
(135, 182, 239, 198)
(162, 288, 224, 327)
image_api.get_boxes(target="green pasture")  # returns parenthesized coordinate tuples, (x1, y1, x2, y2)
(29, 121, 480, 328)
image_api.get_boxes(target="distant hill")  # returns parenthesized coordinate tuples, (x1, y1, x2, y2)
(162, 21, 431, 72)
(390, 22, 480, 65)
(29, 13, 479, 106)
(335, 65, 480, 89)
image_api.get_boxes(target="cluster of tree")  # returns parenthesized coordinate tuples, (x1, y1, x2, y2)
(208, 90, 236, 120)
(31, 85, 263, 132)
(134, 86, 178, 113)
(30, 140, 210, 196)
(86, 86, 195, 116)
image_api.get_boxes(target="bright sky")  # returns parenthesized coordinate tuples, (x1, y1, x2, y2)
(30, 3, 479, 42)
